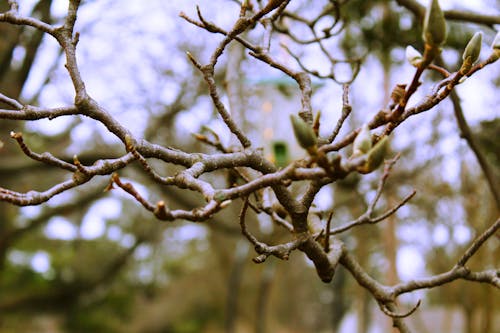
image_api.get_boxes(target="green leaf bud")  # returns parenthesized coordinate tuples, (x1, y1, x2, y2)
(422, 0, 447, 47)
(492, 31, 500, 50)
(352, 124, 372, 156)
(462, 32, 482, 64)
(405, 46, 423, 67)
(357, 136, 389, 174)
(488, 31, 500, 62)
(366, 136, 389, 171)
(290, 114, 317, 152)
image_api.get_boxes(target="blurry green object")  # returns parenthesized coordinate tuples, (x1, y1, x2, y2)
(272, 141, 290, 168)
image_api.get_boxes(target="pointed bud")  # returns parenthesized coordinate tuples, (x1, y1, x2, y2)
(460, 32, 483, 75)
(192, 133, 208, 141)
(390, 84, 407, 105)
(357, 136, 389, 174)
(352, 124, 372, 156)
(154, 200, 170, 220)
(462, 32, 482, 63)
(220, 200, 232, 209)
(366, 136, 389, 171)
(124, 134, 134, 152)
(422, 0, 447, 47)
(492, 31, 500, 50)
(290, 114, 317, 152)
(487, 31, 500, 62)
(313, 111, 321, 137)
(405, 46, 423, 66)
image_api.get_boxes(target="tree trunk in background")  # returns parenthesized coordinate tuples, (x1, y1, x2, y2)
(384, 196, 399, 333)
(354, 227, 372, 333)
(0, 0, 53, 272)
(0, 0, 52, 100)
(345, 114, 373, 333)
(255, 260, 275, 333)
(329, 265, 348, 332)
(480, 287, 492, 333)
(380, 40, 402, 332)
(224, 241, 249, 333)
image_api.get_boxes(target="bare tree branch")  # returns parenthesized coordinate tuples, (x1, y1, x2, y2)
(0, 2, 498, 330)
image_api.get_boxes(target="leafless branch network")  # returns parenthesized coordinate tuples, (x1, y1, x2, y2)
(1, 1, 499, 331)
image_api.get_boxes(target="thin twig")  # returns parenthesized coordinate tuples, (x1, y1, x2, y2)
(457, 217, 500, 267)
(10, 132, 77, 172)
(328, 84, 352, 143)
